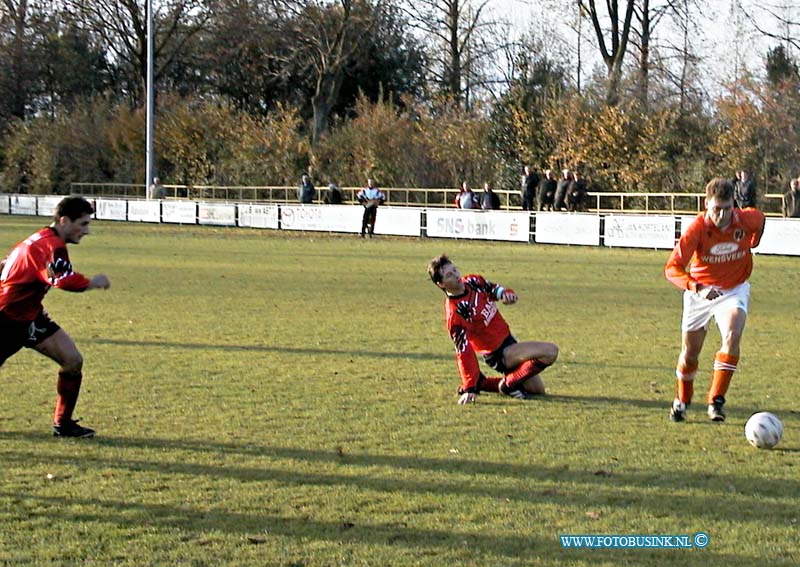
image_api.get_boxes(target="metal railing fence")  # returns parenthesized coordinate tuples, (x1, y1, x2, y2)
(67, 183, 787, 215)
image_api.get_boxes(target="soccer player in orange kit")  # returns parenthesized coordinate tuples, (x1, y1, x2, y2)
(427, 254, 558, 404)
(665, 178, 765, 422)
(1, 196, 110, 437)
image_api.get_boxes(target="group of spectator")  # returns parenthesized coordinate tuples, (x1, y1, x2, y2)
(298, 174, 344, 205)
(452, 165, 589, 212)
(297, 167, 800, 219)
(453, 181, 501, 210)
(298, 174, 385, 237)
(522, 166, 588, 212)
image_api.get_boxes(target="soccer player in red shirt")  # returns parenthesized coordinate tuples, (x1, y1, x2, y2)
(1, 196, 110, 437)
(665, 178, 765, 423)
(427, 255, 558, 404)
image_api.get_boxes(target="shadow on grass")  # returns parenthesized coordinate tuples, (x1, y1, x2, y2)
(1, 432, 798, 532)
(0, 490, 780, 567)
(87, 338, 677, 373)
(540, 394, 799, 417)
(87, 338, 450, 362)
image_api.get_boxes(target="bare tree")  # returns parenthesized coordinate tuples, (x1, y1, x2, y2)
(737, 0, 800, 52)
(630, 0, 675, 108)
(402, 0, 508, 108)
(0, 0, 46, 118)
(271, 0, 385, 146)
(578, 0, 636, 105)
(66, 0, 210, 104)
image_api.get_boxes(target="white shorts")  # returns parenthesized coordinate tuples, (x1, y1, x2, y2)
(681, 281, 750, 333)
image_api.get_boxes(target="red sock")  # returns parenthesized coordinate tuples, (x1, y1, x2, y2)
(504, 359, 549, 389)
(708, 352, 737, 404)
(53, 371, 82, 426)
(479, 377, 502, 393)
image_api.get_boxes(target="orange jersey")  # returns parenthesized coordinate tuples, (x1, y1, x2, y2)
(0, 227, 90, 321)
(444, 274, 512, 391)
(665, 209, 765, 291)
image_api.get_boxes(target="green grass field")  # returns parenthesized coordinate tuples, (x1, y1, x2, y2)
(0, 217, 797, 567)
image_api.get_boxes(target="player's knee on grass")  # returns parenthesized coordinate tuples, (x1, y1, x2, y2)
(522, 375, 546, 395)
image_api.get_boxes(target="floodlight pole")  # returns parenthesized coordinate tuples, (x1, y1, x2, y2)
(145, 0, 155, 199)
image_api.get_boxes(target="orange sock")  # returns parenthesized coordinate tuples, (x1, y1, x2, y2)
(675, 361, 697, 405)
(708, 352, 738, 404)
(677, 379, 694, 405)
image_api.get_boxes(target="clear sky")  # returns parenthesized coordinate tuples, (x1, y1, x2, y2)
(487, 0, 798, 97)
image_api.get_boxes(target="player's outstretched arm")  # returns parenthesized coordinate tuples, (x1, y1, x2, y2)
(500, 288, 518, 305)
(88, 274, 111, 290)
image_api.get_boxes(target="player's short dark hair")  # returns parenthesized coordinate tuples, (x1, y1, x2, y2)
(55, 196, 94, 221)
(705, 178, 734, 201)
(427, 254, 451, 284)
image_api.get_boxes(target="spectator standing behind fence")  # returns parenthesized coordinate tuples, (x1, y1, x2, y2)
(324, 182, 343, 204)
(553, 169, 573, 211)
(454, 182, 465, 207)
(783, 178, 800, 218)
(357, 178, 385, 238)
(521, 166, 540, 211)
(480, 182, 501, 210)
(537, 170, 556, 211)
(298, 174, 316, 204)
(734, 170, 757, 209)
(149, 177, 166, 200)
(566, 172, 588, 212)
(456, 182, 479, 209)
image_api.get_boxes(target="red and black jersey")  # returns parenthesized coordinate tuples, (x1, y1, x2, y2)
(443, 274, 512, 392)
(0, 227, 90, 321)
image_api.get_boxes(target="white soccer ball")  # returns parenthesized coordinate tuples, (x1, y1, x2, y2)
(744, 412, 783, 449)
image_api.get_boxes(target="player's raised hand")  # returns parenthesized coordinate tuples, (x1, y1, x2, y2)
(88, 274, 111, 290)
(458, 392, 477, 404)
(501, 288, 518, 304)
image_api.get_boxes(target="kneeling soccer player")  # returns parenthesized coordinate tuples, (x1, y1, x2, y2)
(427, 254, 558, 404)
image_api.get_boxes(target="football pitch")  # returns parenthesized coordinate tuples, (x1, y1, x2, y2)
(0, 217, 797, 567)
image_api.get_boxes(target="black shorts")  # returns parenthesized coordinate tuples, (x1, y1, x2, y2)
(483, 335, 518, 374)
(0, 310, 61, 365)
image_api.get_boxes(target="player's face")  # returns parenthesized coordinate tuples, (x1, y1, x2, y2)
(438, 262, 462, 290)
(705, 196, 735, 230)
(60, 214, 92, 244)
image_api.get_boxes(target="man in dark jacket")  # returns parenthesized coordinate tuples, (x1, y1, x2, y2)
(521, 166, 539, 210)
(323, 182, 343, 204)
(536, 170, 557, 211)
(298, 174, 316, 204)
(553, 169, 573, 211)
(480, 182, 501, 210)
(734, 170, 757, 208)
(783, 178, 800, 218)
(566, 173, 588, 212)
